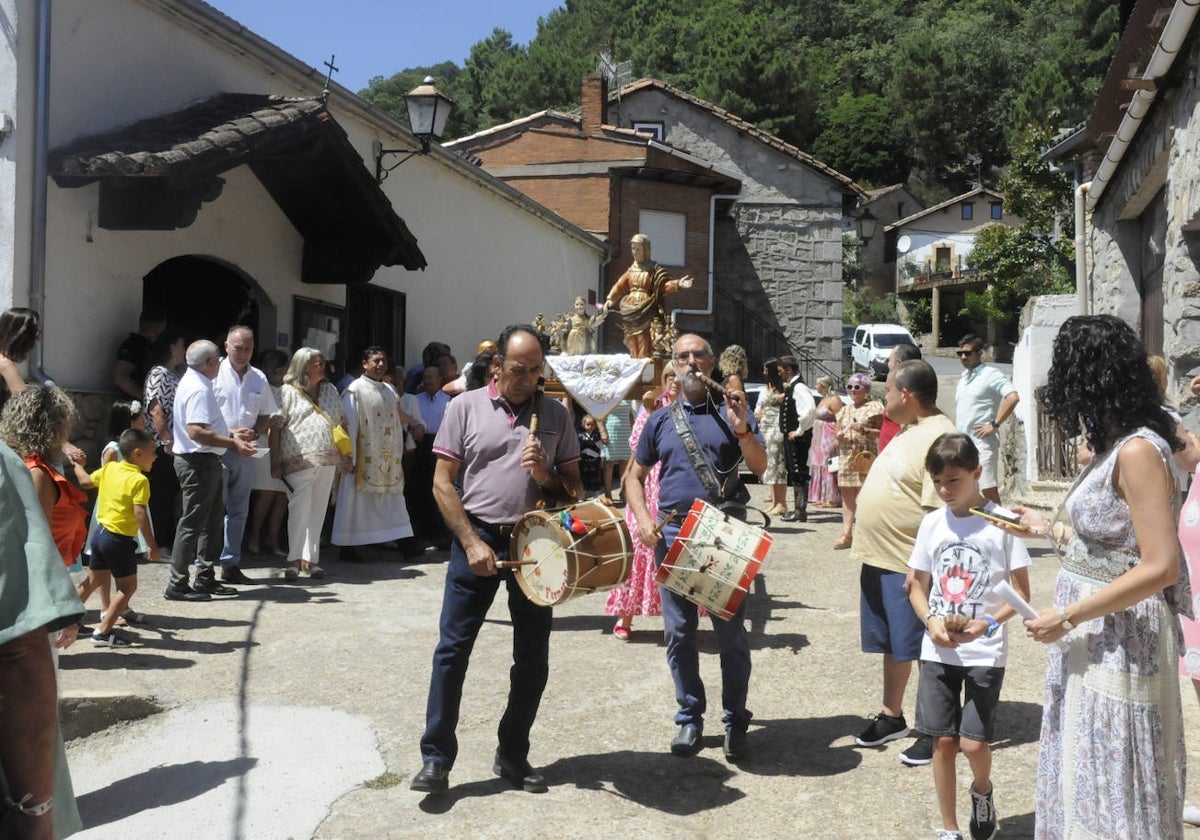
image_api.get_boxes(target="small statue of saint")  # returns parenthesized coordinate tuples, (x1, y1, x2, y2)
(604, 234, 693, 358)
(563, 296, 607, 356)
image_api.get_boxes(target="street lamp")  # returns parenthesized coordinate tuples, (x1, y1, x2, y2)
(373, 76, 454, 182)
(856, 207, 879, 247)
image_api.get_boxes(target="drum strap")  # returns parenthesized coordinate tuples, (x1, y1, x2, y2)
(667, 401, 769, 529)
(668, 400, 723, 502)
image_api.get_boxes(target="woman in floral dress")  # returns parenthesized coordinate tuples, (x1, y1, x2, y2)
(807, 376, 843, 509)
(606, 364, 680, 639)
(1010, 316, 1189, 840)
(833, 372, 881, 549)
(754, 360, 788, 515)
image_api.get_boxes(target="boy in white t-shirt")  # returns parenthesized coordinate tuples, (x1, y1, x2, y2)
(907, 433, 1031, 840)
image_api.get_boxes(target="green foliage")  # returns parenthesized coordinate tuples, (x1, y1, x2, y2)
(905, 297, 932, 336)
(843, 287, 899, 326)
(361, 0, 1119, 197)
(999, 122, 1075, 232)
(814, 94, 909, 187)
(964, 225, 1074, 325)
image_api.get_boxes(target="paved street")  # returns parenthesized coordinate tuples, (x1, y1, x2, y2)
(58, 483, 1200, 839)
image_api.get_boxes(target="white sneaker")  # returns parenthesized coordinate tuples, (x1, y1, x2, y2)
(936, 830, 964, 840)
(1184, 804, 1200, 826)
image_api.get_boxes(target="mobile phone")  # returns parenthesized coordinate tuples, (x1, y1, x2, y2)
(969, 505, 1030, 531)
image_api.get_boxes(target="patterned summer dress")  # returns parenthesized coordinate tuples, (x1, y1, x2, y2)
(757, 388, 787, 485)
(835, 400, 883, 490)
(1035, 429, 1191, 840)
(605, 406, 663, 618)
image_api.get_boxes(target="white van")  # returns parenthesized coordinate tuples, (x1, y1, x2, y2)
(851, 324, 917, 379)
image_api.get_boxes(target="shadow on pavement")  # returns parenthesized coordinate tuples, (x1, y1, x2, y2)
(59, 651, 196, 671)
(999, 809, 1035, 837)
(735, 715, 865, 777)
(76, 757, 258, 829)
(989, 700, 1043, 751)
(417, 750, 745, 815)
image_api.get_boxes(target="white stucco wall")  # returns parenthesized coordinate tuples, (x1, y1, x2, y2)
(1012, 294, 1075, 480)
(10, 0, 604, 389)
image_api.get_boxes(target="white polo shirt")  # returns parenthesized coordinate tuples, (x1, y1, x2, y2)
(955, 364, 1016, 440)
(214, 357, 278, 431)
(173, 366, 230, 455)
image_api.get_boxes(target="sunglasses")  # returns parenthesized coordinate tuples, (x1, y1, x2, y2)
(847, 384, 868, 391)
(956, 349, 980, 357)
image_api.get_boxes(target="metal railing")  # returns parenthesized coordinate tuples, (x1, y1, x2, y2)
(1036, 402, 1081, 480)
(712, 286, 843, 387)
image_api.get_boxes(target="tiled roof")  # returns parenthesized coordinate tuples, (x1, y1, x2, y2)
(615, 78, 866, 199)
(51, 94, 327, 184)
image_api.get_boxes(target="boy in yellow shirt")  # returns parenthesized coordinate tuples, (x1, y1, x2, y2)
(74, 428, 161, 647)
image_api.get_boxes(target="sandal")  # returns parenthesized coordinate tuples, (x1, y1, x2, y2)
(120, 608, 146, 624)
(613, 621, 631, 641)
(283, 562, 300, 580)
(833, 533, 853, 550)
(307, 564, 326, 579)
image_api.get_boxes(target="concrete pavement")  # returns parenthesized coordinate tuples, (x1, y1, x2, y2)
(57, 485, 1200, 839)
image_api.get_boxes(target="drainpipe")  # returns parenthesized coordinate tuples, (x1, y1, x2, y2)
(1075, 181, 1090, 316)
(29, 0, 52, 382)
(1087, 0, 1200, 210)
(672, 191, 743, 325)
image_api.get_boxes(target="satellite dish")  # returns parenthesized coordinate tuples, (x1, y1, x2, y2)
(896, 235, 912, 254)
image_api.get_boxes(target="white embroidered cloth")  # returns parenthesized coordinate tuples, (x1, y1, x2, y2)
(547, 354, 651, 420)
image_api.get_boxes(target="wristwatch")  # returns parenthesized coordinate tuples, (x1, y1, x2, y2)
(984, 616, 1000, 637)
(1058, 606, 1073, 631)
(992, 417, 1002, 427)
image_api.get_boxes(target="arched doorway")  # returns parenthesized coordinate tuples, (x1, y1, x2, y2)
(142, 255, 275, 347)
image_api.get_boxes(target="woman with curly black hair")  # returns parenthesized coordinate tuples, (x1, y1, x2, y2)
(1005, 315, 1188, 839)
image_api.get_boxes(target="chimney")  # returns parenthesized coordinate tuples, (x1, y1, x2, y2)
(581, 73, 608, 134)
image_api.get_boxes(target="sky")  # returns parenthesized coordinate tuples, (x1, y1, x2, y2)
(205, 0, 565, 93)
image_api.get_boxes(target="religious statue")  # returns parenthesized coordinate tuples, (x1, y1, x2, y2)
(603, 234, 693, 358)
(563, 296, 608, 355)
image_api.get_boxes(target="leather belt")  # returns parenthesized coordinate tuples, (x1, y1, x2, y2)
(469, 516, 515, 540)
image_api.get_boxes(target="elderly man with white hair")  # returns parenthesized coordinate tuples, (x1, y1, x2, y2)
(166, 340, 256, 601)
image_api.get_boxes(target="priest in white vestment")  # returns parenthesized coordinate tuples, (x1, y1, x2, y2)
(332, 347, 414, 554)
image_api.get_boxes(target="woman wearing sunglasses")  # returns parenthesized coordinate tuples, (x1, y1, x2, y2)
(834, 372, 882, 549)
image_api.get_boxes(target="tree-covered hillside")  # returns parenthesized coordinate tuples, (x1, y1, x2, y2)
(361, 0, 1118, 201)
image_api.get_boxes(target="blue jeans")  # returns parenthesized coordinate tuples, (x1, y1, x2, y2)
(220, 451, 255, 568)
(419, 526, 552, 767)
(656, 522, 752, 733)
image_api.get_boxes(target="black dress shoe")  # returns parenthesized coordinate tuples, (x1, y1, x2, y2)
(723, 728, 749, 762)
(780, 511, 800, 522)
(163, 587, 212, 602)
(410, 759, 449, 793)
(493, 752, 547, 793)
(670, 723, 702, 756)
(220, 566, 254, 585)
(192, 580, 237, 596)
(796, 507, 808, 523)
(341, 546, 364, 563)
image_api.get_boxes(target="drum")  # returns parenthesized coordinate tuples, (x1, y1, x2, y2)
(509, 499, 632, 607)
(655, 499, 773, 620)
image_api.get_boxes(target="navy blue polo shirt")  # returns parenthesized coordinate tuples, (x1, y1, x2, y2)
(635, 397, 762, 515)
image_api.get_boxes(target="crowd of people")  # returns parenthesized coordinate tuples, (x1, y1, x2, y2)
(7, 302, 1200, 840)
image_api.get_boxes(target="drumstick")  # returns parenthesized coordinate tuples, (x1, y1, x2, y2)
(653, 509, 677, 536)
(688, 365, 742, 402)
(496, 559, 538, 567)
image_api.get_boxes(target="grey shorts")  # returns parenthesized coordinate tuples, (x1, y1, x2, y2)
(915, 659, 1005, 742)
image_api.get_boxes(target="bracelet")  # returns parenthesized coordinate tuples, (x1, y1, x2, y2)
(984, 615, 1000, 637)
(1058, 606, 1074, 630)
(735, 428, 754, 440)
(922, 611, 936, 625)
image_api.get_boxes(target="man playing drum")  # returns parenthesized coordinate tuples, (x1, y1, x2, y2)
(410, 325, 582, 795)
(624, 333, 766, 761)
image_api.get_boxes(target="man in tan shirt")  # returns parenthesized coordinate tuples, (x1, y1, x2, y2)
(850, 360, 955, 767)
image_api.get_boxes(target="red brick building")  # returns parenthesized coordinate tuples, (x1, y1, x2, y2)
(448, 75, 741, 347)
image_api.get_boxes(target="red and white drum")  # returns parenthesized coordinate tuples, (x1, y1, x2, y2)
(509, 499, 632, 607)
(655, 499, 772, 619)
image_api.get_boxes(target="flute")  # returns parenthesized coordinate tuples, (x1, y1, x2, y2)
(688, 365, 743, 402)
(529, 376, 544, 439)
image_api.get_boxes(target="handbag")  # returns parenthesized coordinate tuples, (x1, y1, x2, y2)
(852, 449, 875, 474)
(292, 384, 354, 456)
(828, 455, 841, 474)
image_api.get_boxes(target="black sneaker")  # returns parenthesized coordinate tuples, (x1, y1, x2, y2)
(92, 630, 133, 647)
(900, 733, 935, 766)
(192, 579, 237, 596)
(968, 783, 997, 839)
(855, 713, 910, 747)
